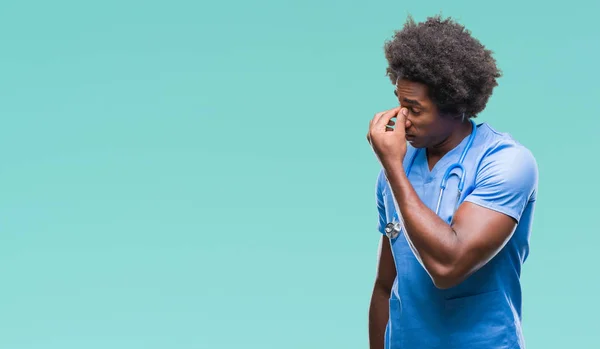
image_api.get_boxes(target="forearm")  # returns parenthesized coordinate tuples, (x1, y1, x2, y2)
(384, 161, 460, 285)
(368, 284, 390, 349)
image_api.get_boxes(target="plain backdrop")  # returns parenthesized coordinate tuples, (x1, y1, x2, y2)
(1, 0, 599, 348)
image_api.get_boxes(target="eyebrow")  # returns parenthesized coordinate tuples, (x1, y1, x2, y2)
(402, 98, 422, 107)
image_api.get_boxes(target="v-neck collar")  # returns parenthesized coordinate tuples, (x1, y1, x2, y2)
(417, 123, 480, 181)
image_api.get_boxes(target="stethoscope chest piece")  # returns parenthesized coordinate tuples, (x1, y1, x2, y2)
(385, 222, 401, 239)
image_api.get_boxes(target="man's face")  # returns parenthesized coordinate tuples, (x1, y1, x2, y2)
(394, 79, 455, 148)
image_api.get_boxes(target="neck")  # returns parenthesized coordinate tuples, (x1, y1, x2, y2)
(426, 120, 473, 162)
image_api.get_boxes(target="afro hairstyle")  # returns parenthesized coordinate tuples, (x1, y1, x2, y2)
(384, 14, 502, 118)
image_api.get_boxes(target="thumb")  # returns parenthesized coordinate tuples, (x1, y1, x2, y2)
(398, 107, 409, 127)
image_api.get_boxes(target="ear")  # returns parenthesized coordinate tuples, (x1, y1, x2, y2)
(451, 105, 468, 120)
(436, 103, 465, 120)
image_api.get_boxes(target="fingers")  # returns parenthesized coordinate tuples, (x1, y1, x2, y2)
(396, 107, 408, 125)
(385, 119, 395, 131)
(368, 107, 405, 142)
(372, 107, 399, 125)
(372, 107, 401, 131)
(369, 109, 390, 138)
(371, 110, 387, 127)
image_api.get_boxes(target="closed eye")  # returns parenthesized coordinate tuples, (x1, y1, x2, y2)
(401, 105, 421, 115)
(394, 91, 422, 115)
(409, 107, 421, 115)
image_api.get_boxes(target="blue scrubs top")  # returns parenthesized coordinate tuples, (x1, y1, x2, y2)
(375, 122, 538, 349)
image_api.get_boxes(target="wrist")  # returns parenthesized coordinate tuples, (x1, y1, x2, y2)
(382, 158, 405, 178)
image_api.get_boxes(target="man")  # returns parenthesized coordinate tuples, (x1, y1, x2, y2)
(366, 15, 539, 349)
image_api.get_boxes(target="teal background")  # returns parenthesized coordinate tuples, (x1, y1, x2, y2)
(1, 0, 598, 348)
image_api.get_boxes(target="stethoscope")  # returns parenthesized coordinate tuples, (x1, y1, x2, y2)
(384, 119, 477, 240)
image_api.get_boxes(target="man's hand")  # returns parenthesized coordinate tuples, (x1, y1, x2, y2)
(367, 107, 409, 168)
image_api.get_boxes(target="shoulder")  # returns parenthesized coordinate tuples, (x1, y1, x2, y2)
(463, 123, 539, 221)
(475, 123, 539, 197)
(477, 123, 538, 168)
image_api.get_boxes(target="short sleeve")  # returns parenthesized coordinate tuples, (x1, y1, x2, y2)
(463, 143, 538, 223)
(376, 169, 387, 235)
